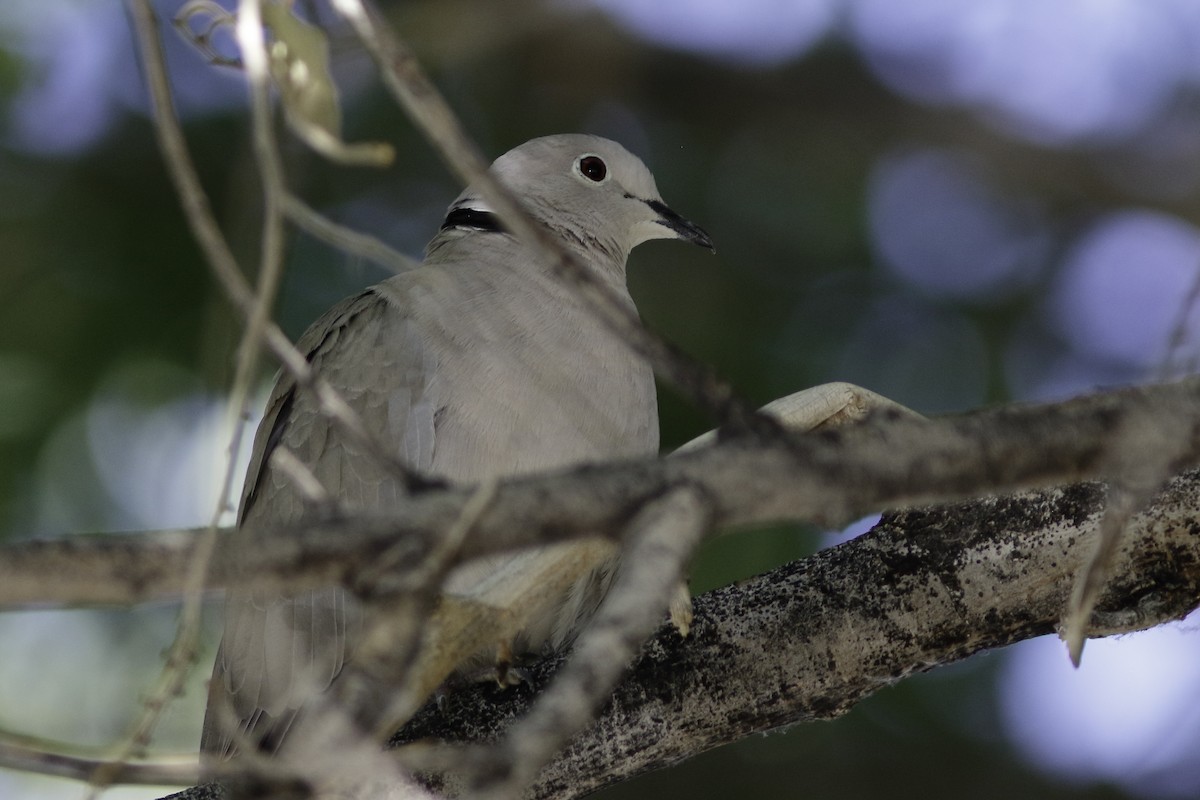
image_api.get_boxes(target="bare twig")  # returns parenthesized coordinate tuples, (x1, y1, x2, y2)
(363, 479, 499, 596)
(135, 0, 420, 490)
(1064, 485, 1139, 664)
(465, 486, 712, 800)
(174, 0, 241, 68)
(1159, 255, 1200, 379)
(232, 0, 289, 399)
(338, 474, 506, 753)
(352, 478, 503, 743)
(259, 698, 440, 800)
(284, 194, 419, 274)
(94, 0, 307, 787)
(120, 3, 419, 792)
(93, 4, 242, 792)
(1061, 397, 1194, 662)
(326, 0, 763, 434)
(0, 732, 197, 787)
(175, 0, 395, 166)
(268, 445, 334, 506)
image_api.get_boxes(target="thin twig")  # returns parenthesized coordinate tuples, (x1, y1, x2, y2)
(96, 0, 293, 786)
(362, 478, 502, 740)
(275, 481, 507, 777)
(1060, 398, 1190, 663)
(0, 732, 197, 787)
(268, 445, 334, 506)
(327, 0, 762, 434)
(465, 485, 712, 800)
(232, 0, 289, 413)
(132, 0, 418, 492)
(1158, 256, 1200, 380)
(117, 2, 415, 792)
(174, 0, 241, 68)
(91, 4, 238, 793)
(360, 478, 499, 595)
(284, 193, 419, 274)
(1064, 485, 1138, 664)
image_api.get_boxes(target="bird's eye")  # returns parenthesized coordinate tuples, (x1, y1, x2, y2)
(576, 155, 608, 183)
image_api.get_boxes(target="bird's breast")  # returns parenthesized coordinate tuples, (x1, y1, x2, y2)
(409, 265, 658, 483)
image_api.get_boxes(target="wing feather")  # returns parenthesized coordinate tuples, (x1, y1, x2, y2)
(202, 286, 436, 760)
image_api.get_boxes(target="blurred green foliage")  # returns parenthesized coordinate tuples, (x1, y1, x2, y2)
(0, 1, 1193, 798)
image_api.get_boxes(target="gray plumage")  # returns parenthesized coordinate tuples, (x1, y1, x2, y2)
(201, 134, 711, 761)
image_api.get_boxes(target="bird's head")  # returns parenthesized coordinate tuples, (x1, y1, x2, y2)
(436, 134, 713, 268)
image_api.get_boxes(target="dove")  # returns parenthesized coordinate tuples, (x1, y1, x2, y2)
(202, 134, 712, 762)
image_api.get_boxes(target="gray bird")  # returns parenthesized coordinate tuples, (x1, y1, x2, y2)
(201, 134, 712, 762)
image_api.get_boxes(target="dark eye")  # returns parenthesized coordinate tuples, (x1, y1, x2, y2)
(577, 155, 607, 182)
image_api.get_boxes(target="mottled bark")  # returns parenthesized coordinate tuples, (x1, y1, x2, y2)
(398, 476, 1200, 800)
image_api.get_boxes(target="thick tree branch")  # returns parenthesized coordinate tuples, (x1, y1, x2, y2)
(397, 476, 1200, 800)
(4, 378, 1200, 610)
(159, 469, 1200, 800)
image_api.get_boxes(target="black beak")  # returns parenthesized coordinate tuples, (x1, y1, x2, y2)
(647, 199, 715, 252)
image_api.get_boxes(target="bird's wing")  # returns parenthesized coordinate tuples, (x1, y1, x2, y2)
(202, 286, 440, 760)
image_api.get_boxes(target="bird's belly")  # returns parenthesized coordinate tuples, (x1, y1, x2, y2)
(428, 330, 657, 658)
